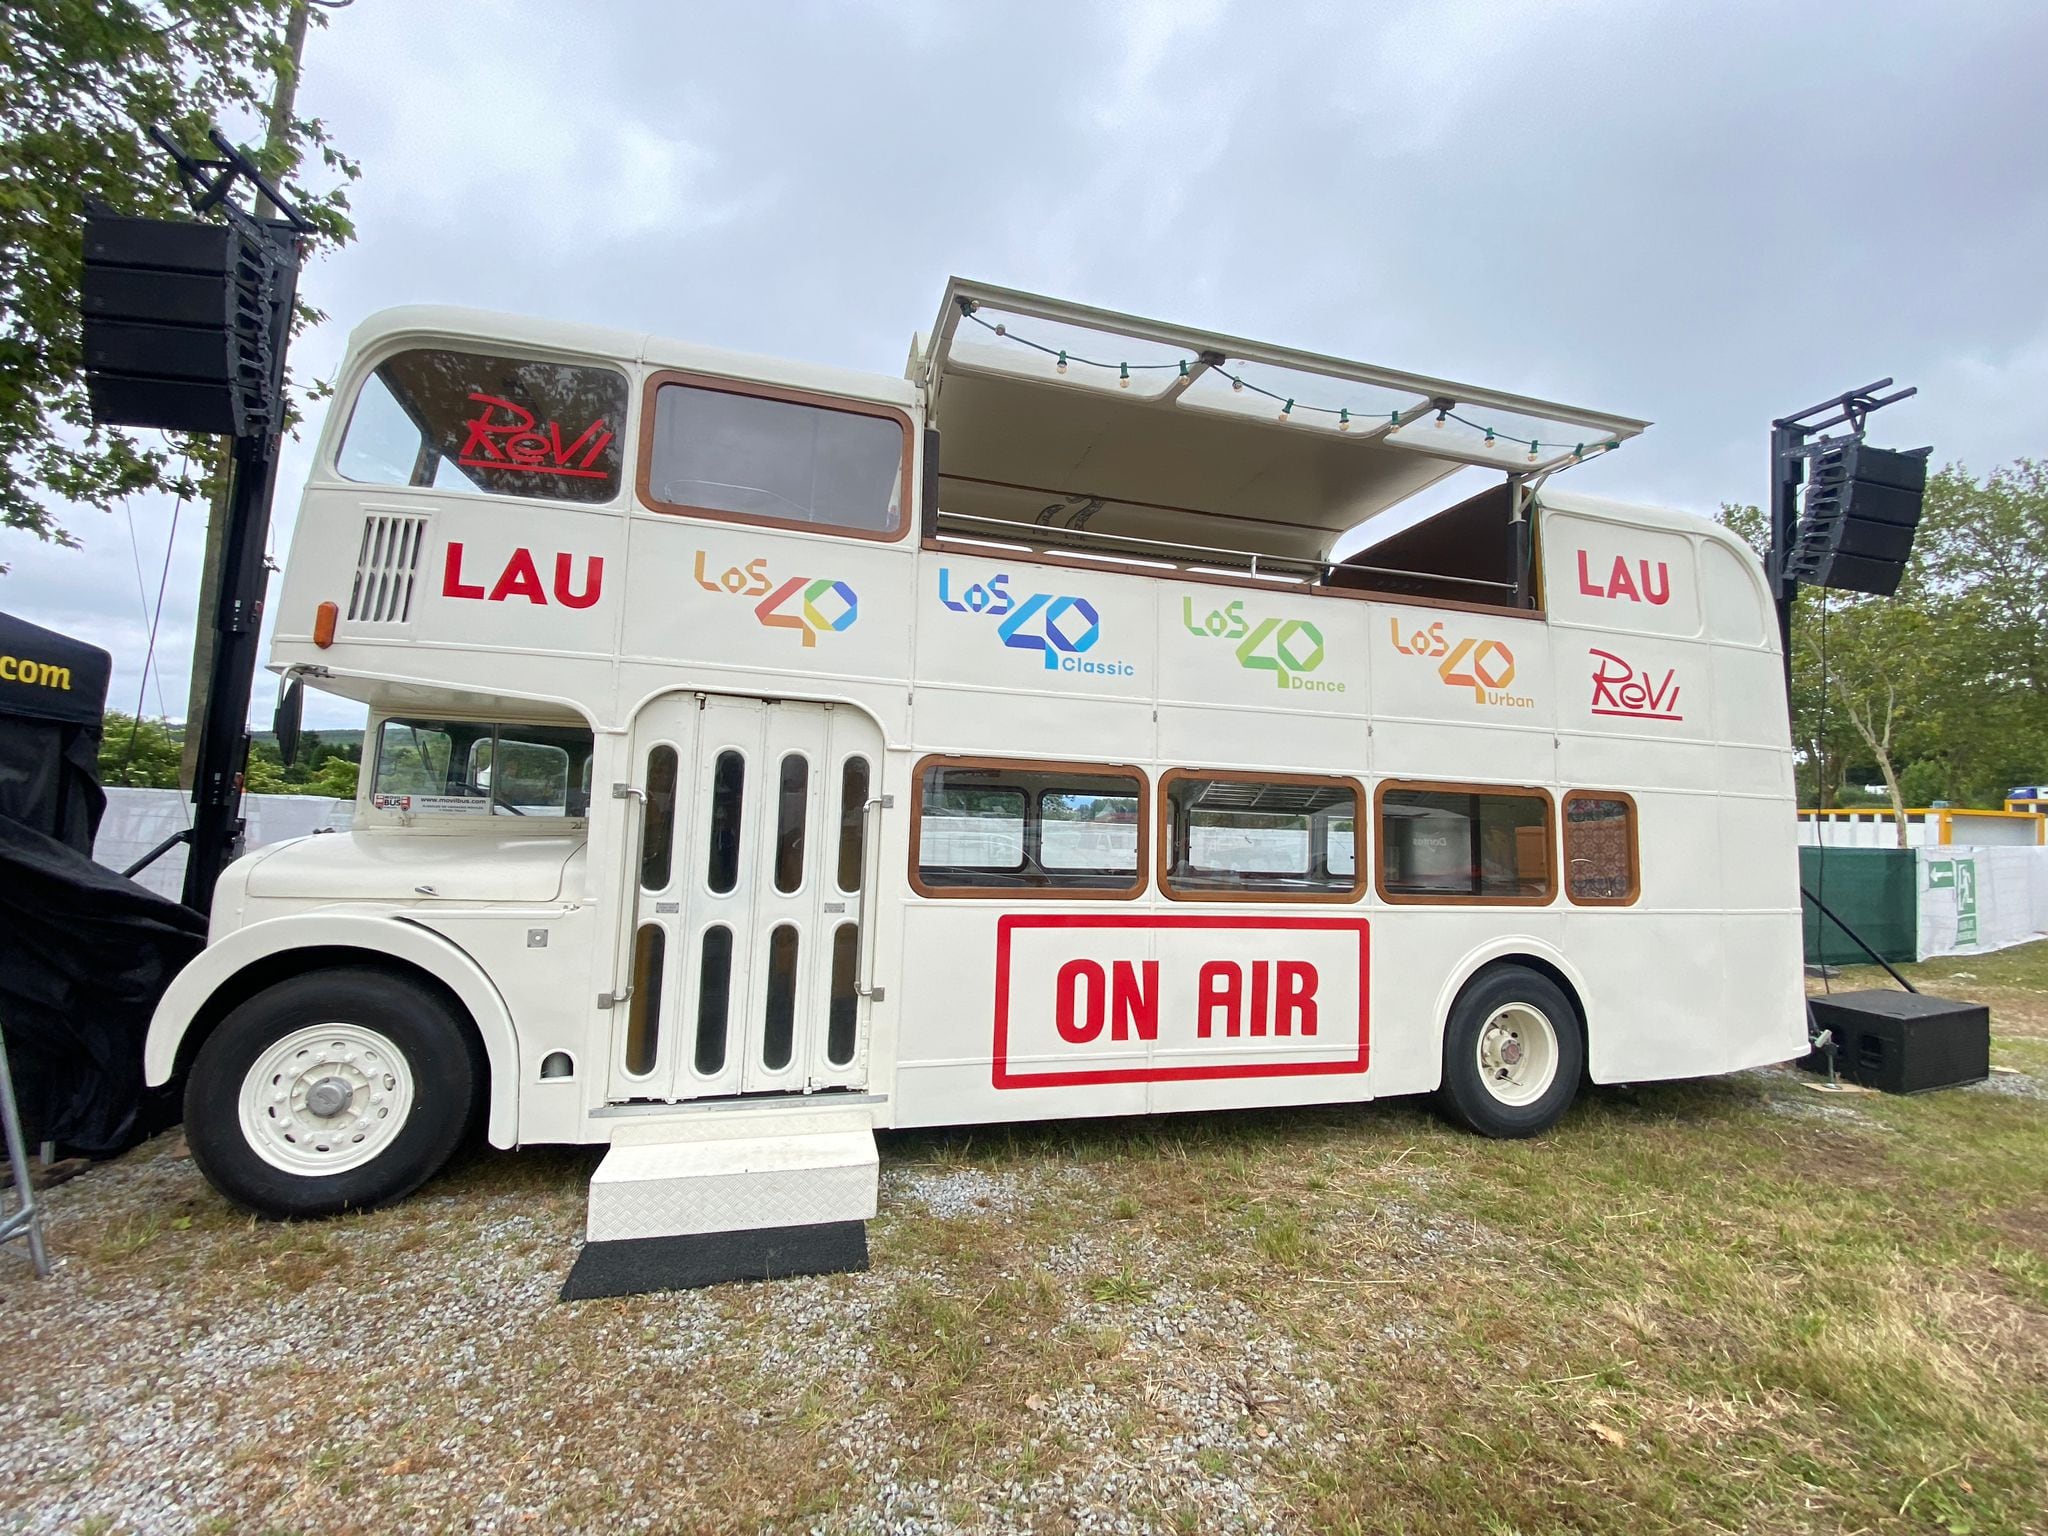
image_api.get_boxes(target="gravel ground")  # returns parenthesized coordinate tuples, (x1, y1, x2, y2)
(0, 1135, 1464, 1535)
(8, 1049, 2042, 1534)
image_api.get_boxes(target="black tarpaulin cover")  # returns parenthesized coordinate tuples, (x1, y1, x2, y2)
(0, 608, 113, 854)
(0, 815, 206, 1156)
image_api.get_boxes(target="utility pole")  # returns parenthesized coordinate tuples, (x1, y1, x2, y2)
(179, 0, 317, 788)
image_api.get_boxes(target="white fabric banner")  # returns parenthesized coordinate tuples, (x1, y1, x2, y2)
(91, 787, 355, 901)
(1916, 845, 2048, 960)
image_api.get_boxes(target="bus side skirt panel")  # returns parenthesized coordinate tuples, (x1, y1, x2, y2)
(142, 911, 523, 1148)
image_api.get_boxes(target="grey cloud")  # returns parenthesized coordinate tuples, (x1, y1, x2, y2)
(4, 0, 2043, 730)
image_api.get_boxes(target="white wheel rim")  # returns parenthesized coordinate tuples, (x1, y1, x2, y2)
(238, 1023, 415, 1176)
(1475, 1002, 1560, 1108)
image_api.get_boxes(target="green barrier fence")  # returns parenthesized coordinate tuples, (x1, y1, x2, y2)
(1800, 846, 1918, 965)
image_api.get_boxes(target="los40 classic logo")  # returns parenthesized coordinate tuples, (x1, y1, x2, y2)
(1180, 597, 1342, 692)
(937, 569, 1134, 677)
(694, 552, 857, 647)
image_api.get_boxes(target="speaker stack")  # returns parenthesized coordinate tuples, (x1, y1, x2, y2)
(1786, 441, 1931, 597)
(79, 204, 283, 438)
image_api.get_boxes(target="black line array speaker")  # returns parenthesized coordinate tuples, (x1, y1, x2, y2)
(1786, 442, 1931, 597)
(80, 204, 282, 437)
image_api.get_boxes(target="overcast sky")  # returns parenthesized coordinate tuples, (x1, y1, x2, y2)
(6, 0, 2046, 730)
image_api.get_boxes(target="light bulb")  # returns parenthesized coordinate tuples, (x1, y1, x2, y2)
(1278, 398, 1294, 422)
(1433, 409, 1447, 429)
(1527, 440, 1540, 462)
(1483, 428, 1495, 446)
(1338, 409, 1351, 431)
(994, 323, 1006, 337)
(1056, 351, 1067, 375)
(1118, 363, 1130, 389)
(1232, 375, 1244, 392)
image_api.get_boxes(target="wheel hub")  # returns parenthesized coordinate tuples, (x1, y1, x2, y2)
(304, 1075, 354, 1118)
(237, 1023, 416, 1176)
(1474, 1003, 1560, 1108)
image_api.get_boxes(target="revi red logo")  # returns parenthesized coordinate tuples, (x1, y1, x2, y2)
(1589, 647, 1682, 720)
(457, 394, 613, 481)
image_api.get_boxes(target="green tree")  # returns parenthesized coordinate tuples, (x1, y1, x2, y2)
(97, 709, 183, 787)
(1718, 460, 2048, 821)
(0, 0, 356, 564)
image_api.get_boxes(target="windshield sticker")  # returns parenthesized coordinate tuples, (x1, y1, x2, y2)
(457, 393, 614, 481)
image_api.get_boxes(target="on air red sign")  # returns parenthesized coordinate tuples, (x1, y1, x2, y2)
(993, 914, 1369, 1089)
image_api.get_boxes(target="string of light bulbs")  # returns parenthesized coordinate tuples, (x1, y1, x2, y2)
(957, 302, 1623, 464)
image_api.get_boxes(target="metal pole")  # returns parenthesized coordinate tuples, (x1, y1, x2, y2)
(180, 223, 301, 913)
(1768, 421, 1802, 709)
(180, 0, 317, 790)
(0, 1026, 51, 1278)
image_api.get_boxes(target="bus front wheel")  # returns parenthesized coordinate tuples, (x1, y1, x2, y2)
(1436, 966, 1583, 1138)
(185, 967, 482, 1218)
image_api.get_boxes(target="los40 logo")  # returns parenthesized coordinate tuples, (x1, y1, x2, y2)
(1180, 597, 1342, 693)
(694, 551, 857, 648)
(938, 569, 1133, 677)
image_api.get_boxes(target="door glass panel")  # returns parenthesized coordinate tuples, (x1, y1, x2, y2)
(694, 926, 733, 1075)
(707, 749, 745, 894)
(837, 757, 869, 892)
(641, 745, 679, 889)
(625, 925, 664, 1076)
(763, 924, 799, 1071)
(773, 753, 809, 894)
(828, 922, 859, 1067)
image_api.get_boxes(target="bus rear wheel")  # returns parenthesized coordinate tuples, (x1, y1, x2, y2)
(185, 967, 481, 1219)
(1436, 965, 1583, 1138)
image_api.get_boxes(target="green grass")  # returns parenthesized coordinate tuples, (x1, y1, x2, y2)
(9, 945, 2048, 1534)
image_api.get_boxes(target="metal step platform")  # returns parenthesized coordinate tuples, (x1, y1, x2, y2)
(560, 1103, 878, 1299)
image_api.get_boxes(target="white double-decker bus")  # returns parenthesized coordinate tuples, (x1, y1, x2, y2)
(145, 281, 1804, 1278)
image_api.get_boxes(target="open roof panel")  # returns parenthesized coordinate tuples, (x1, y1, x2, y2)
(912, 278, 1649, 570)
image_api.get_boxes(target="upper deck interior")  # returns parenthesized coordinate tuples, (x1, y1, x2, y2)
(912, 279, 1649, 608)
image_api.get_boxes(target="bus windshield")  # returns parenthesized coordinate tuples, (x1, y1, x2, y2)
(370, 716, 594, 818)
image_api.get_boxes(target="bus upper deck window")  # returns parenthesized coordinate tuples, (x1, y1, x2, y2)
(336, 347, 628, 505)
(642, 379, 908, 538)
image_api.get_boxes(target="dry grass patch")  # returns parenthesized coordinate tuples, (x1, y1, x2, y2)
(5, 942, 2048, 1532)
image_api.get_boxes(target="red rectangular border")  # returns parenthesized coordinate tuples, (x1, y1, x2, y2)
(993, 913, 1370, 1089)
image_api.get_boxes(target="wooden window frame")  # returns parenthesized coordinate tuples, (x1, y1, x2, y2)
(1156, 767, 1367, 904)
(1561, 789, 1641, 907)
(909, 753, 1149, 901)
(1373, 779, 1558, 907)
(636, 368, 916, 543)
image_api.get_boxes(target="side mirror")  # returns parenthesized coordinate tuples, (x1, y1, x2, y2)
(274, 674, 304, 766)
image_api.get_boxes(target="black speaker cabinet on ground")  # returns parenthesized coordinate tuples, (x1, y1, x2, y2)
(80, 205, 280, 437)
(1799, 989, 1990, 1094)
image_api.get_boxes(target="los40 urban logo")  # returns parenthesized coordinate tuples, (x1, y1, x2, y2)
(937, 569, 1134, 677)
(1180, 597, 1342, 693)
(694, 551, 857, 647)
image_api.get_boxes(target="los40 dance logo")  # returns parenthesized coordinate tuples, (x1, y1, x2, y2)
(936, 569, 1134, 678)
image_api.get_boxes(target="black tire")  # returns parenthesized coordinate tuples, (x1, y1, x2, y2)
(185, 967, 482, 1219)
(1435, 964, 1584, 1138)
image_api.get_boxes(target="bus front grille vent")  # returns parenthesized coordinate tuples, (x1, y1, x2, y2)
(347, 511, 429, 625)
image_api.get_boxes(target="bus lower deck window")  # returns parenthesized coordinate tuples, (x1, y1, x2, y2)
(1564, 792, 1639, 904)
(1377, 784, 1554, 904)
(1162, 773, 1363, 899)
(914, 759, 1144, 895)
